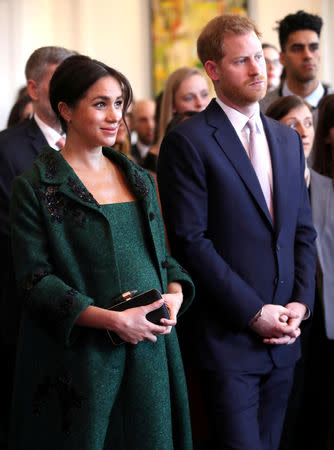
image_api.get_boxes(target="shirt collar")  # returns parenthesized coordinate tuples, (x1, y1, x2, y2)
(136, 140, 151, 158)
(282, 80, 325, 108)
(34, 113, 65, 149)
(215, 97, 262, 133)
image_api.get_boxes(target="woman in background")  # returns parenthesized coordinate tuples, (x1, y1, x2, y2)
(147, 67, 211, 176)
(302, 93, 334, 450)
(266, 94, 334, 449)
(9, 54, 194, 450)
(266, 95, 314, 185)
(7, 90, 33, 128)
(157, 67, 211, 146)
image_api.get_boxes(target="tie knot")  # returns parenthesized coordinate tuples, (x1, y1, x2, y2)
(247, 116, 257, 133)
(56, 137, 65, 150)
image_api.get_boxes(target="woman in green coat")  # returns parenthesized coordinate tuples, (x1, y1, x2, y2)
(9, 55, 195, 450)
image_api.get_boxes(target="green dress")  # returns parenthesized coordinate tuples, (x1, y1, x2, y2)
(9, 146, 195, 450)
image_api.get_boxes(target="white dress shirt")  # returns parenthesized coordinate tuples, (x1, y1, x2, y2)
(34, 113, 65, 150)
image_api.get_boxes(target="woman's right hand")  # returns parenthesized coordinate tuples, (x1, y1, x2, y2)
(108, 299, 170, 344)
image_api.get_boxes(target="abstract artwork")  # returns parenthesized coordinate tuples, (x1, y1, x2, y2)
(152, 0, 248, 95)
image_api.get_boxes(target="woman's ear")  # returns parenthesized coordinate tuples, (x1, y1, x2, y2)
(58, 102, 71, 123)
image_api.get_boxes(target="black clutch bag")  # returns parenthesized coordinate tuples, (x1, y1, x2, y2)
(107, 288, 170, 345)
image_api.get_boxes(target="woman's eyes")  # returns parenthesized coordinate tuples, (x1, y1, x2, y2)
(95, 101, 106, 108)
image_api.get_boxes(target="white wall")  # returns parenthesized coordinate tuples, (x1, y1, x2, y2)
(1, 0, 152, 130)
(1, 0, 333, 131)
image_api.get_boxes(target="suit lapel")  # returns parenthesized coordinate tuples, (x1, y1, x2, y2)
(26, 118, 49, 155)
(261, 114, 287, 235)
(206, 101, 273, 227)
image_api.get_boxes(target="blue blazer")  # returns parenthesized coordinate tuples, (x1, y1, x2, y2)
(158, 99, 316, 372)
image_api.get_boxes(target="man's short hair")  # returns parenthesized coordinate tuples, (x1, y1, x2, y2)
(197, 14, 261, 65)
(276, 10, 323, 51)
(25, 46, 77, 83)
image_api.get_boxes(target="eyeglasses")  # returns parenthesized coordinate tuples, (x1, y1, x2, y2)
(265, 58, 281, 67)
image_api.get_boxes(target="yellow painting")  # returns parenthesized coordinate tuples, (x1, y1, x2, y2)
(152, 0, 248, 95)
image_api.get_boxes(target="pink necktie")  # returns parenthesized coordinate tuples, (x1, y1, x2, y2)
(56, 137, 65, 150)
(247, 117, 274, 220)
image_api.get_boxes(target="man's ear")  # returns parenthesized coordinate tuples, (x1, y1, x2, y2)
(58, 102, 71, 123)
(204, 60, 220, 81)
(27, 79, 38, 102)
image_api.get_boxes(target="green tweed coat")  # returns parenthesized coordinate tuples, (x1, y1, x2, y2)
(9, 146, 195, 450)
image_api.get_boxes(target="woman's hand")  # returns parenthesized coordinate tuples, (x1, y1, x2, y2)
(108, 299, 170, 344)
(160, 282, 184, 329)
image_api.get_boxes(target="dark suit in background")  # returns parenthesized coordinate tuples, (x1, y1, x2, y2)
(158, 99, 316, 449)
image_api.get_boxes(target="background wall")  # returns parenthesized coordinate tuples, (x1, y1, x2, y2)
(1, 0, 333, 131)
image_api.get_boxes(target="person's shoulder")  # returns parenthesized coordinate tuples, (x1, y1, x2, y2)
(0, 119, 40, 155)
(165, 104, 212, 139)
(262, 114, 301, 147)
(0, 118, 35, 140)
(310, 168, 332, 186)
(262, 113, 294, 134)
(259, 88, 280, 113)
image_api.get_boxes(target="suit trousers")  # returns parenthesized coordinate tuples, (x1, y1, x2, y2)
(200, 362, 294, 450)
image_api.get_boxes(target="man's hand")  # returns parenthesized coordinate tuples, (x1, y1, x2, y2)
(263, 302, 307, 345)
(250, 304, 300, 344)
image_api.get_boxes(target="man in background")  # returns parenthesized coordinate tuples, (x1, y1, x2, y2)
(0, 45, 76, 448)
(130, 99, 156, 164)
(260, 10, 331, 116)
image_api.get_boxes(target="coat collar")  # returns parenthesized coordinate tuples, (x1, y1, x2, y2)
(35, 146, 152, 211)
(205, 99, 287, 232)
(35, 146, 166, 288)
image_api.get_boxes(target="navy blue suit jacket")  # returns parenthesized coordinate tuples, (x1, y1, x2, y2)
(158, 99, 316, 372)
(0, 118, 47, 238)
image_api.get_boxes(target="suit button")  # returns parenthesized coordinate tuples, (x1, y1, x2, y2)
(276, 244, 280, 251)
(149, 212, 155, 221)
(274, 277, 278, 285)
(280, 280, 284, 284)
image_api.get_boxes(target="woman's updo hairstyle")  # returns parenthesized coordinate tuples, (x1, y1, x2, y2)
(49, 54, 133, 132)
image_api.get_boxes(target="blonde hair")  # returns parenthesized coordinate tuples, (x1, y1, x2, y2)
(158, 67, 207, 145)
(197, 14, 261, 64)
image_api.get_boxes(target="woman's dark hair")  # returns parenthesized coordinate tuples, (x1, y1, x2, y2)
(7, 93, 32, 128)
(265, 95, 312, 121)
(49, 54, 133, 132)
(165, 110, 198, 135)
(313, 94, 334, 178)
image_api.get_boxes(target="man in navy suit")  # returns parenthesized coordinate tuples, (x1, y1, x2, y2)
(158, 14, 316, 450)
(0, 46, 75, 447)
